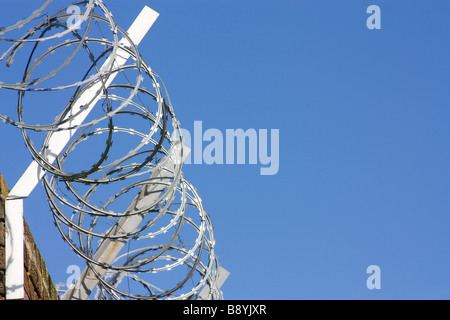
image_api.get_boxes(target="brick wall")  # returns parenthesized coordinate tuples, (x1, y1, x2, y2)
(0, 173, 59, 300)
(0, 176, 6, 299)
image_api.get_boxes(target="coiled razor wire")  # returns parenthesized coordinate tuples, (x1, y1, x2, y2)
(0, 0, 224, 300)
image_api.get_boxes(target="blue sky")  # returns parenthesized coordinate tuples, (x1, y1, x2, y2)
(1, 0, 450, 300)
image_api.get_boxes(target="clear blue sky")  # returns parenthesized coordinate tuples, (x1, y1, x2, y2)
(1, 0, 450, 299)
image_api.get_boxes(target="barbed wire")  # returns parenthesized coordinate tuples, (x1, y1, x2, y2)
(0, 0, 224, 300)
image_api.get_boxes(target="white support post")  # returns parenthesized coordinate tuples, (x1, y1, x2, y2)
(5, 6, 159, 300)
(4, 199, 24, 300)
(197, 267, 230, 300)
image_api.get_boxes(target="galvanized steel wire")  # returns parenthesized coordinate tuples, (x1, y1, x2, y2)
(0, 0, 224, 300)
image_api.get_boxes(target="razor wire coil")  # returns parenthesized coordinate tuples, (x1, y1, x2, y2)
(0, 0, 223, 300)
